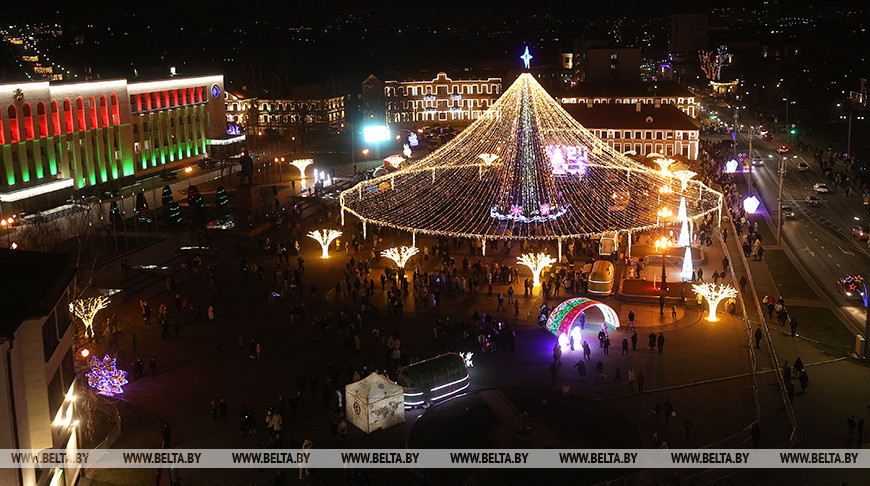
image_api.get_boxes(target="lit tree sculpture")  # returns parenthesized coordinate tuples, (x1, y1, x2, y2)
(517, 252, 557, 287)
(291, 159, 314, 189)
(86, 354, 128, 396)
(693, 283, 738, 321)
(307, 229, 342, 259)
(478, 153, 499, 166)
(381, 246, 419, 268)
(673, 170, 697, 192)
(70, 296, 110, 338)
(654, 158, 676, 174)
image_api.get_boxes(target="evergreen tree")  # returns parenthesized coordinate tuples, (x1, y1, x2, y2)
(135, 193, 152, 224)
(215, 186, 229, 208)
(109, 201, 122, 226)
(187, 185, 206, 212)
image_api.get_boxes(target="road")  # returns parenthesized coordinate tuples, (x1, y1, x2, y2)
(739, 129, 870, 334)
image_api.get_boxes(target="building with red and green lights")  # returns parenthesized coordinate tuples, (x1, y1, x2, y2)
(0, 75, 227, 212)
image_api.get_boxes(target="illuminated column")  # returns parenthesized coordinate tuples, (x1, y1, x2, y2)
(362, 220, 367, 240)
(412, 232, 416, 247)
(557, 237, 562, 262)
(680, 246, 693, 281)
(307, 229, 342, 259)
(678, 220, 691, 247)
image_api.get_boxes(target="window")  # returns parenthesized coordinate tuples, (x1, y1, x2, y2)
(23, 103, 34, 140)
(644, 131, 652, 140)
(634, 131, 641, 139)
(8, 105, 20, 142)
(0, 109, 4, 144)
(656, 131, 663, 140)
(47, 370, 63, 418)
(42, 313, 59, 360)
(111, 94, 120, 125)
(63, 99, 74, 133)
(100, 95, 109, 127)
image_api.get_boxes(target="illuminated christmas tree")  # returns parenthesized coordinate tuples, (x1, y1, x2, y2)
(215, 186, 229, 208)
(86, 354, 129, 396)
(187, 185, 205, 212)
(162, 186, 182, 224)
(135, 193, 152, 224)
(340, 73, 722, 242)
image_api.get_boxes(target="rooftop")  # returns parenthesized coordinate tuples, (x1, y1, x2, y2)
(563, 103, 701, 131)
(0, 249, 75, 336)
(555, 81, 695, 100)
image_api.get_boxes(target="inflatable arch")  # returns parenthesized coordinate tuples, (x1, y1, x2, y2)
(545, 298, 620, 347)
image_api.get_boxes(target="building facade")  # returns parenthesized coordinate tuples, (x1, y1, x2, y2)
(384, 72, 503, 126)
(0, 75, 226, 212)
(0, 249, 78, 486)
(224, 91, 345, 136)
(563, 102, 701, 159)
(557, 81, 699, 118)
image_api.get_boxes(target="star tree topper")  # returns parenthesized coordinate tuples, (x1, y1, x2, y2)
(521, 46, 533, 69)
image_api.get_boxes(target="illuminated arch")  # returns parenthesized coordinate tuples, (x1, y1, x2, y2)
(546, 298, 620, 347)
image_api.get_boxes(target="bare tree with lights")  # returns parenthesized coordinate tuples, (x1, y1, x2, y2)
(381, 246, 419, 268)
(70, 296, 110, 338)
(517, 252, 557, 288)
(307, 229, 342, 259)
(692, 283, 738, 321)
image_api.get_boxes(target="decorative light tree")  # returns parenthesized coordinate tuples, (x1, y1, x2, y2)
(517, 252, 556, 287)
(187, 185, 206, 211)
(307, 229, 342, 259)
(654, 158, 676, 174)
(693, 283, 738, 321)
(162, 186, 182, 224)
(673, 170, 697, 192)
(680, 246, 694, 281)
(134, 193, 152, 224)
(291, 159, 314, 189)
(381, 246, 419, 268)
(86, 354, 129, 396)
(70, 296, 110, 338)
(215, 186, 229, 208)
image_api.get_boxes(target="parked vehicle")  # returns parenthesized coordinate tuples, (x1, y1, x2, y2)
(781, 205, 795, 218)
(813, 183, 830, 193)
(796, 162, 810, 171)
(853, 226, 869, 240)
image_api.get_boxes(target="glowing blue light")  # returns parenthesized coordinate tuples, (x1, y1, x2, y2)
(363, 125, 390, 143)
(521, 46, 533, 69)
(726, 159, 739, 173)
(743, 195, 761, 214)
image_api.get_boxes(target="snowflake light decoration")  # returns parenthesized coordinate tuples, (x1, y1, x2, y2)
(381, 246, 419, 268)
(87, 354, 129, 396)
(693, 283, 738, 321)
(540, 203, 551, 216)
(307, 229, 342, 259)
(517, 252, 557, 287)
(461, 352, 474, 368)
(510, 205, 524, 217)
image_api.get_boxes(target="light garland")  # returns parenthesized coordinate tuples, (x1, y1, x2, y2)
(307, 229, 342, 259)
(517, 252, 556, 287)
(339, 73, 722, 241)
(693, 283, 738, 321)
(70, 296, 109, 336)
(381, 246, 419, 268)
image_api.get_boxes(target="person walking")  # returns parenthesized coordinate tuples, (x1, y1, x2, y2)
(631, 330, 638, 351)
(657, 333, 665, 353)
(739, 275, 748, 295)
(614, 367, 621, 383)
(514, 299, 520, 317)
(648, 332, 656, 351)
(659, 295, 665, 316)
(582, 341, 591, 360)
(789, 317, 798, 337)
(627, 367, 636, 389)
(628, 310, 635, 329)
(573, 359, 586, 382)
(722, 257, 729, 273)
(552, 343, 562, 365)
(636, 371, 646, 393)
(210, 401, 218, 421)
(798, 370, 809, 393)
(603, 337, 610, 356)
(149, 357, 157, 377)
(754, 327, 763, 348)
(621, 338, 629, 355)
(848, 415, 857, 441)
(497, 293, 505, 311)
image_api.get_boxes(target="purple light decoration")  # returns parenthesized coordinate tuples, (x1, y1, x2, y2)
(547, 145, 588, 176)
(227, 125, 241, 136)
(86, 354, 129, 396)
(540, 203, 551, 216)
(510, 205, 524, 217)
(743, 195, 761, 214)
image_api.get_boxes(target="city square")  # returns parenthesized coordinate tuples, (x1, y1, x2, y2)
(1, 2, 870, 486)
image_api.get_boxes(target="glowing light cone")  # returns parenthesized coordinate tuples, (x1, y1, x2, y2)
(678, 219, 691, 247)
(680, 246, 693, 281)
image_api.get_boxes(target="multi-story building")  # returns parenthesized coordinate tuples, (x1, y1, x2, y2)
(563, 101, 701, 159)
(384, 72, 503, 126)
(0, 248, 79, 486)
(669, 13, 708, 61)
(224, 90, 346, 136)
(579, 47, 642, 83)
(0, 75, 227, 213)
(556, 81, 699, 118)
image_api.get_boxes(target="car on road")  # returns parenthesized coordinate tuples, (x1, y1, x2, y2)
(813, 183, 830, 193)
(796, 162, 810, 171)
(777, 145, 789, 154)
(804, 196, 822, 206)
(751, 157, 764, 166)
(853, 226, 869, 240)
(781, 205, 796, 218)
(837, 276, 865, 301)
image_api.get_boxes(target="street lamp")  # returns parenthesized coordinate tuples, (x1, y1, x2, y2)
(184, 166, 193, 191)
(654, 236, 670, 292)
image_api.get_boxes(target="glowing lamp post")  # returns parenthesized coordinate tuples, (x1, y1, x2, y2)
(307, 229, 342, 259)
(184, 166, 193, 190)
(69, 296, 110, 338)
(654, 236, 670, 292)
(291, 159, 314, 190)
(517, 252, 556, 288)
(693, 283, 738, 321)
(381, 246, 419, 268)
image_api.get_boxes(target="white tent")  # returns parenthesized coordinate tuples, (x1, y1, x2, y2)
(345, 373, 405, 433)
